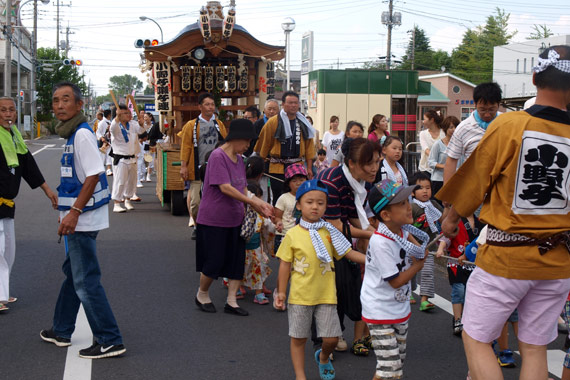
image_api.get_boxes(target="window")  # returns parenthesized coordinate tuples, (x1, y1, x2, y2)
(531, 57, 534, 70)
(461, 107, 475, 121)
(524, 58, 527, 74)
(452, 85, 461, 94)
(516, 59, 519, 74)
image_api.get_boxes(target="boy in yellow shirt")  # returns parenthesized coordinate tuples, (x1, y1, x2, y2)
(275, 179, 365, 380)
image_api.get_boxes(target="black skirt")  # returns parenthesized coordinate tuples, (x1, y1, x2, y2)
(196, 224, 246, 280)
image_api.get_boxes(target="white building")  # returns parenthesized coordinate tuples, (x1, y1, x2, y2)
(493, 35, 570, 109)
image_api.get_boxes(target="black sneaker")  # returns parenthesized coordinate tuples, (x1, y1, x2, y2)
(79, 343, 126, 359)
(191, 229, 197, 240)
(40, 329, 71, 347)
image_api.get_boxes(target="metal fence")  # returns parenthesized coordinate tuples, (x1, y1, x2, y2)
(402, 142, 421, 177)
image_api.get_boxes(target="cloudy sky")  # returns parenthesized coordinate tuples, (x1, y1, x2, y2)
(21, 0, 569, 96)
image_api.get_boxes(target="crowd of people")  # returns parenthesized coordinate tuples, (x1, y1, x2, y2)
(0, 45, 569, 380)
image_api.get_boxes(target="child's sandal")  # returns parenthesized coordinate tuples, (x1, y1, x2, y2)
(419, 300, 435, 311)
(314, 349, 336, 380)
(0, 303, 9, 311)
(362, 335, 373, 350)
(350, 339, 369, 356)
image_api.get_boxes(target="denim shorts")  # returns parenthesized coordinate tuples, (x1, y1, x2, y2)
(451, 283, 466, 304)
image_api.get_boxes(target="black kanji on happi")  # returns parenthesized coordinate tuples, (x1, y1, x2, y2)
(519, 144, 569, 206)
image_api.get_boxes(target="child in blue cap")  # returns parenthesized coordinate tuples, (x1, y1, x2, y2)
(362, 178, 430, 380)
(275, 179, 365, 380)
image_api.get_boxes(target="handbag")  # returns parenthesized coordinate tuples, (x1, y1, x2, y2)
(334, 220, 362, 321)
(240, 204, 257, 241)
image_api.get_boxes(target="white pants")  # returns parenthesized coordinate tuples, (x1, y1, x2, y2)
(112, 160, 137, 201)
(137, 155, 146, 182)
(0, 218, 15, 303)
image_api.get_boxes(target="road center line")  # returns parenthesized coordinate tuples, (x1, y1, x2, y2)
(63, 305, 92, 380)
(414, 287, 565, 379)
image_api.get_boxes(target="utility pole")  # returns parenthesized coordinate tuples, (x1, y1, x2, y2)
(64, 23, 73, 56)
(56, 0, 59, 55)
(411, 25, 416, 70)
(31, 0, 38, 134)
(381, 0, 401, 70)
(386, 0, 393, 70)
(4, 0, 12, 97)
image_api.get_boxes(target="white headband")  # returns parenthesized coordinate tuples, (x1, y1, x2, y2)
(533, 49, 570, 74)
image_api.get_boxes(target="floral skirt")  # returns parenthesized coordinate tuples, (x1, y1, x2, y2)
(243, 247, 272, 290)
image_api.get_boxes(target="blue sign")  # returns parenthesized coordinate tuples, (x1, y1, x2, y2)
(144, 104, 156, 112)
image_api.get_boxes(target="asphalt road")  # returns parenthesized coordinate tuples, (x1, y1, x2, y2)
(1, 136, 567, 380)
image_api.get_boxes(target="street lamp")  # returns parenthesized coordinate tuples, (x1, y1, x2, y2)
(281, 17, 295, 92)
(16, 0, 50, 132)
(140, 16, 163, 43)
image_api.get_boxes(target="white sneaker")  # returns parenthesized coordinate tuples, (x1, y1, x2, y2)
(113, 203, 126, 213)
(137, 182, 144, 188)
(146, 174, 151, 182)
(124, 199, 134, 210)
(335, 336, 348, 352)
(106, 169, 113, 176)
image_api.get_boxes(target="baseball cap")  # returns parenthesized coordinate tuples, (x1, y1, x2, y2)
(368, 179, 418, 216)
(284, 163, 308, 180)
(295, 179, 329, 201)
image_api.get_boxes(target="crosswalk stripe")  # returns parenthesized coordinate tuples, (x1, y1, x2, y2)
(63, 306, 92, 380)
(414, 287, 566, 379)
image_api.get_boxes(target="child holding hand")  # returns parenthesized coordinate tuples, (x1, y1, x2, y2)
(361, 179, 430, 380)
(275, 179, 365, 380)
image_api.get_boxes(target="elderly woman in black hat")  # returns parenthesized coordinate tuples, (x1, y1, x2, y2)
(195, 118, 274, 316)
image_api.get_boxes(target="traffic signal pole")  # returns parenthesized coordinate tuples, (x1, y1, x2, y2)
(4, 0, 12, 97)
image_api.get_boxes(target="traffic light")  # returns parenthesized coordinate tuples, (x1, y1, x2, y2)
(19, 91, 24, 101)
(62, 58, 83, 66)
(134, 38, 159, 48)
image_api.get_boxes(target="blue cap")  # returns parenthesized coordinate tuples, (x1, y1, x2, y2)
(295, 179, 329, 201)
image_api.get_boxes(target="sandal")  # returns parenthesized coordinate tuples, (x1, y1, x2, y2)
(314, 349, 336, 380)
(0, 303, 9, 311)
(350, 339, 369, 356)
(410, 294, 416, 304)
(8, 297, 17, 303)
(419, 300, 435, 311)
(362, 335, 373, 350)
(254, 293, 269, 305)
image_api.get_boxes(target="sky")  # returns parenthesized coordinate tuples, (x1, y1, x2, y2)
(20, 0, 570, 97)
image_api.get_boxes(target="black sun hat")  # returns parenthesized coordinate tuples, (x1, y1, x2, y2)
(225, 118, 257, 141)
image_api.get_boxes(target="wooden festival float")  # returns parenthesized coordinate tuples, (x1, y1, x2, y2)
(140, 1, 285, 215)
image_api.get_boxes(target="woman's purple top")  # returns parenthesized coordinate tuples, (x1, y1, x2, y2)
(196, 147, 247, 228)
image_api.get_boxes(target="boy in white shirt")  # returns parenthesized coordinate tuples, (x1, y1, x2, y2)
(362, 179, 429, 380)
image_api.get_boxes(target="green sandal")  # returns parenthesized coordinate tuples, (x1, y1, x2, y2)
(419, 300, 435, 311)
(350, 339, 369, 356)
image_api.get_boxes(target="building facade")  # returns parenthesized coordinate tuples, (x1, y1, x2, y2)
(418, 73, 476, 122)
(493, 35, 570, 109)
(306, 69, 430, 147)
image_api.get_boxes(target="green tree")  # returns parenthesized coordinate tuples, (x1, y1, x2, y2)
(36, 47, 87, 121)
(143, 85, 154, 95)
(109, 74, 143, 97)
(400, 26, 434, 70)
(527, 24, 554, 40)
(451, 8, 516, 84)
(95, 93, 112, 104)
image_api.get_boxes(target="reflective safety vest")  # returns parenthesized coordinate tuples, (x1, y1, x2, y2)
(57, 122, 110, 212)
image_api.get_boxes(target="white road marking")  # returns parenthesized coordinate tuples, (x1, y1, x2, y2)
(414, 287, 566, 379)
(31, 144, 55, 156)
(63, 305, 92, 380)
